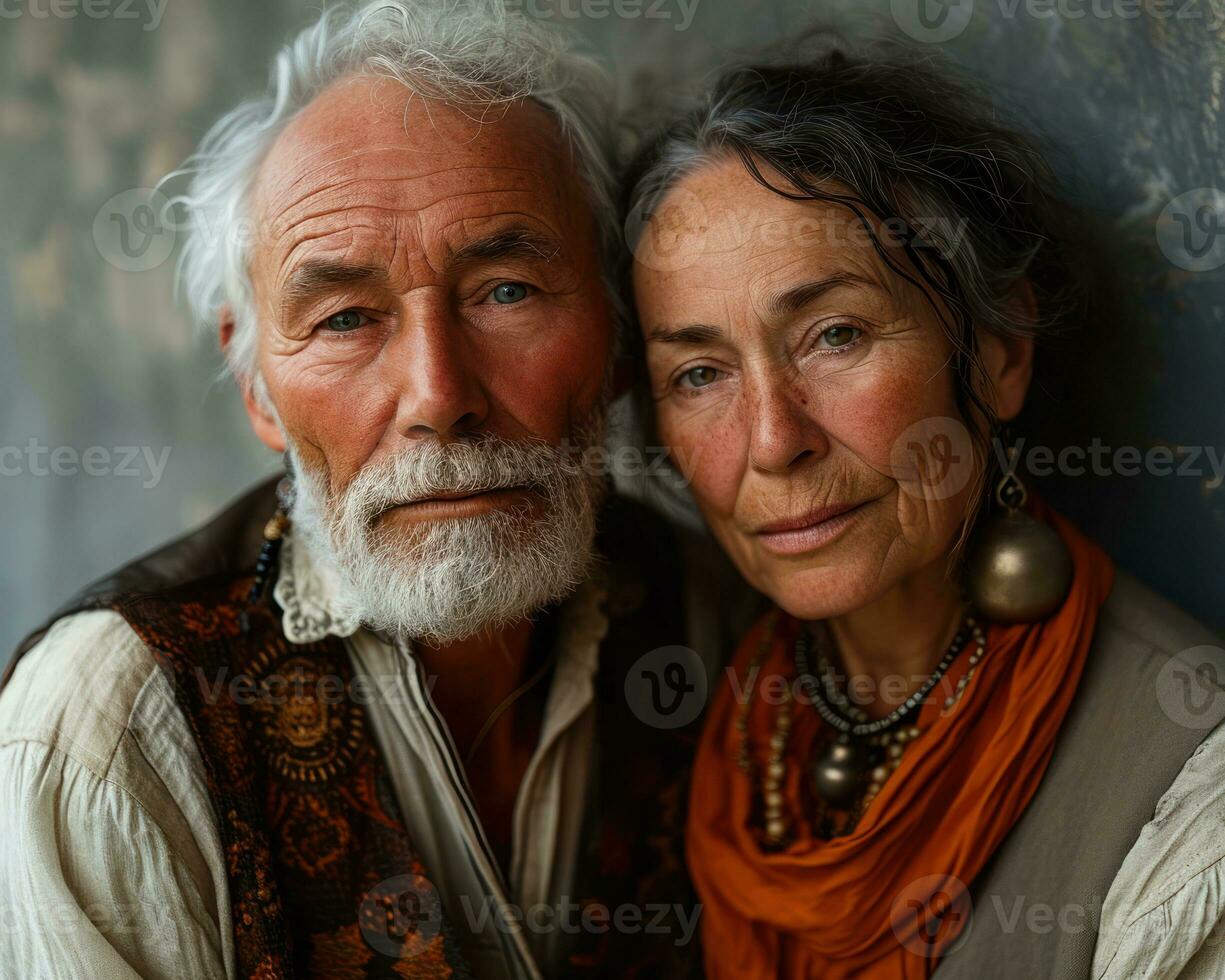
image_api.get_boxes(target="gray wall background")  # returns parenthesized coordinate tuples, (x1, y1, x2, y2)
(2, 0, 1223, 662)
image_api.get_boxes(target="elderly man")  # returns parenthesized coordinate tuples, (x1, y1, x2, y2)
(0, 2, 702, 978)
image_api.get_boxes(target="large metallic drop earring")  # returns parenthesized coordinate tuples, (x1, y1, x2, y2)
(966, 441, 1073, 623)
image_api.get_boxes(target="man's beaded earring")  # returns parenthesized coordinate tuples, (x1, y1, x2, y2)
(241, 461, 295, 633)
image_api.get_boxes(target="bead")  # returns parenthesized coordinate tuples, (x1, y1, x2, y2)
(767, 761, 785, 779)
(765, 818, 787, 840)
(812, 741, 868, 809)
(264, 513, 289, 541)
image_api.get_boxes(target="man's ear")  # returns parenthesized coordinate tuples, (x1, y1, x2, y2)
(219, 307, 286, 453)
(978, 279, 1037, 423)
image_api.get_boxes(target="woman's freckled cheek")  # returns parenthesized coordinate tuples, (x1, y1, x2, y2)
(664, 407, 745, 516)
(833, 370, 948, 466)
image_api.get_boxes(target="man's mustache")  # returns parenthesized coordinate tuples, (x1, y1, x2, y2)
(335, 435, 586, 517)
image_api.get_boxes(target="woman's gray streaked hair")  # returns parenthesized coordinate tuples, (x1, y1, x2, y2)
(170, 0, 620, 389)
(622, 42, 1090, 535)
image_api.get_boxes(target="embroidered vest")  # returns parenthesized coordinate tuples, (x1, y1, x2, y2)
(6, 478, 703, 979)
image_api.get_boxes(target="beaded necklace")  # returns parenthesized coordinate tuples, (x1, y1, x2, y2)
(736, 612, 987, 847)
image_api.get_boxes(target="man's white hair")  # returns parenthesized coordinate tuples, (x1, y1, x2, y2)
(171, 0, 620, 387)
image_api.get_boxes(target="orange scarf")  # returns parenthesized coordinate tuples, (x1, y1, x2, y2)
(686, 508, 1115, 978)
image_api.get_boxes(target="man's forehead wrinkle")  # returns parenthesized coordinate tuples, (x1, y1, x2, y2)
(268, 199, 565, 275)
(262, 169, 552, 240)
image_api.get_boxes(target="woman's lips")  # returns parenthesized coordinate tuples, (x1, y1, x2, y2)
(753, 500, 872, 556)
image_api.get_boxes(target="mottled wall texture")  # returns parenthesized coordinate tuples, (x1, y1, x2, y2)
(2, 0, 1223, 660)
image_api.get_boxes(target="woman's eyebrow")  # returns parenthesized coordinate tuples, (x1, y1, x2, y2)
(646, 323, 725, 345)
(763, 273, 876, 319)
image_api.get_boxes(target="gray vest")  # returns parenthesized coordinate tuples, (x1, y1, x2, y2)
(934, 573, 1225, 979)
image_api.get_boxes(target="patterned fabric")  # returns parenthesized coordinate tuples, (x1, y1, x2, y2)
(73, 488, 702, 978)
(110, 575, 472, 979)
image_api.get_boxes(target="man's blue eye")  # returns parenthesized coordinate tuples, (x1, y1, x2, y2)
(325, 310, 364, 332)
(491, 283, 529, 304)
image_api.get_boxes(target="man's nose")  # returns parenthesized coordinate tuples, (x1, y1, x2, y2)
(385, 313, 490, 440)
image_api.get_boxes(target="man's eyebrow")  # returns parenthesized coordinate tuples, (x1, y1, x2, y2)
(763, 273, 877, 320)
(452, 228, 563, 264)
(280, 261, 391, 313)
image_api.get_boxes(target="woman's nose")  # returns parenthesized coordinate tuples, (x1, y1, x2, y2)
(745, 374, 830, 474)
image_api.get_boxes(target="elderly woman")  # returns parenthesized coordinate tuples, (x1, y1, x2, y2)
(625, 50, 1225, 980)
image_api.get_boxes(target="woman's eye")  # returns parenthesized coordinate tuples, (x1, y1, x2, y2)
(489, 282, 530, 305)
(323, 309, 366, 332)
(678, 366, 720, 390)
(817, 324, 862, 350)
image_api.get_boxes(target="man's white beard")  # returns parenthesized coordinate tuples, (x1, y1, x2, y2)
(286, 424, 606, 644)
